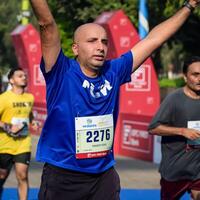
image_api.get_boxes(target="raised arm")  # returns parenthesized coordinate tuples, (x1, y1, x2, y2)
(30, 0, 61, 72)
(131, 0, 200, 72)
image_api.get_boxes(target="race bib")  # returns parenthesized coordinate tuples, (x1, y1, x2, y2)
(75, 114, 114, 159)
(11, 117, 29, 125)
(11, 117, 29, 137)
(187, 120, 200, 148)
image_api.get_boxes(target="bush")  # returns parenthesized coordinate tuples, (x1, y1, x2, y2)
(159, 77, 185, 88)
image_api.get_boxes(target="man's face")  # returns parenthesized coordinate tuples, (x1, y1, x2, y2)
(10, 70, 27, 88)
(184, 62, 200, 92)
(72, 24, 108, 73)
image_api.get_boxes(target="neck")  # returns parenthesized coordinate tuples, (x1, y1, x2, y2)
(11, 86, 25, 95)
(77, 58, 101, 78)
(183, 86, 200, 99)
(79, 65, 100, 78)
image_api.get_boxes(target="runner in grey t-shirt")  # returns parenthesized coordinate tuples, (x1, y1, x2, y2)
(148, 56, 200, 200)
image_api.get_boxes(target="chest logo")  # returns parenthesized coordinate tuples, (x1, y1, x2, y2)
(82, 79, 112, 98)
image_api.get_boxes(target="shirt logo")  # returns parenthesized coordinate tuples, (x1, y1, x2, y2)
(13, 102, 32, 108)
(82, 79, 112, 98)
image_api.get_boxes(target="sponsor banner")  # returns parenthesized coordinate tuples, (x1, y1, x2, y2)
(119, 114, 153, 161)
(76, 150, 109, 159)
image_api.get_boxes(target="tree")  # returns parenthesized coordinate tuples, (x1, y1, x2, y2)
(46, 0, 200, 74)
(149, 0, 200, 74)
(0, 0, 21, 74)
(46, 0, 138, 57)
(1, 0, 200, 76)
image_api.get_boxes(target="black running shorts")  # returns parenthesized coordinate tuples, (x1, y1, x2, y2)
(39, 163, 120, 200)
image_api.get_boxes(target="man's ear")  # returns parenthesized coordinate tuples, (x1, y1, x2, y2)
(183, 74, 187, 83)
(72, 43, 78, 56)
(9, 78, 14, 85)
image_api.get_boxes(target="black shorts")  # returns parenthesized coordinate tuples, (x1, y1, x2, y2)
(39, 163, 121, 200)
(0, 152, 31, 170)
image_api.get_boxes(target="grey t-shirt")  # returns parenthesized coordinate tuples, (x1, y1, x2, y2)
(149, 88, 200, 181)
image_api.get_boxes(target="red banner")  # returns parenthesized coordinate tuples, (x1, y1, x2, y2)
(95, 10, 160, 161)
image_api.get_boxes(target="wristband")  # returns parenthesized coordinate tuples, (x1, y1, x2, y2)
(183, 1, 194, 12)
(2, 123, 12, 134)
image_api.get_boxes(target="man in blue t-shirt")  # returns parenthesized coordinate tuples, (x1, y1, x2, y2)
(30, 1, 200, 200)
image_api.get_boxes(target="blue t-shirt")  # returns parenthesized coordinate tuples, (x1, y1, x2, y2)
(36, 49, 133, 173)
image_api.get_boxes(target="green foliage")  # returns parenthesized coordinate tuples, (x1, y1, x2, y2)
(162, 0, 200, 57)
(0, 0, 37, 74)
(0, 0, 20, 73)
(58, 25, 74, 58)
(75, 0, 138, 26)
(159, 77, 185, 88)
(1, 0, 200, 75)
(49, 0, 200, 73)
(58, 0, 138, 31)
(160, 41, 186, 74)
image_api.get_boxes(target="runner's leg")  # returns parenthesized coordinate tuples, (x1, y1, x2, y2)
(14, 152, 31, 200)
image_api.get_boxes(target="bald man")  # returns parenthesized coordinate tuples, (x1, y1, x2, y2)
(30, 1, 200, 200)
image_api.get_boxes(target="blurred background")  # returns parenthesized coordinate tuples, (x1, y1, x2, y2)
(0, 0, 200, 199)
(1, 0, 200, 89)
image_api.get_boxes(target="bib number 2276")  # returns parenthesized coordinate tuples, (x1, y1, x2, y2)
(86, 129, 110, 143)
(75, 114, 114, 159)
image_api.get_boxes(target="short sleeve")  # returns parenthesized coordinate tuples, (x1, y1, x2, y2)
(106, 51, 133, 85)
(148, 93, 174, 130)
(40, 49, 70, 83)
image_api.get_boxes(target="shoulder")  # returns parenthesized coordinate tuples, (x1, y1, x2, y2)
(165, 88, 183, 100)
(0, 91, 10, 107)
(159, 88, 183, 109)
(109, 51, 133, 63)
(24, 93, 34, 101)
(41, 48, 73, 75)
(103, 51, 133, 71)
(0, 90, 10, 98)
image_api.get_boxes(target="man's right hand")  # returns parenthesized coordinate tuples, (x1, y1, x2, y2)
(181, 128, 200, 140)
(2, 123, 25, 138)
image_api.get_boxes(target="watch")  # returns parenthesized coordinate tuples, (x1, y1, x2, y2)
(183, 1, 194, 12)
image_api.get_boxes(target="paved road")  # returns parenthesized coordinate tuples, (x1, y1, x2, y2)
(5, 135, 160, 189)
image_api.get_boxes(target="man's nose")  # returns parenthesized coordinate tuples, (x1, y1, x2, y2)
(97, 41, 104, 50)
(197, 75, 200, 82)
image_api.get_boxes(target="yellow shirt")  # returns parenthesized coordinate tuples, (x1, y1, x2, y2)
(0, 90, 34, 155)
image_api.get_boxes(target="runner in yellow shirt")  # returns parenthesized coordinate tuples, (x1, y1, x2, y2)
(0, 67, 34, 200)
